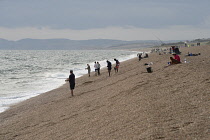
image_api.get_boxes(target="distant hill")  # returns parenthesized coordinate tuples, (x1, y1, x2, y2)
(0, 38, 156, 50)
(0, 38, 181, 50)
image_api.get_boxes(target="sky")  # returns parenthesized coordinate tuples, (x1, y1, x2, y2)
(0, 0, 210, 41)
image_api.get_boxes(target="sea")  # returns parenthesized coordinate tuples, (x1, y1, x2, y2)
(0, 50, 139, 113)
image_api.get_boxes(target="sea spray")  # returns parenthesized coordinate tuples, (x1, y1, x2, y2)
(0, 50, 139, 113)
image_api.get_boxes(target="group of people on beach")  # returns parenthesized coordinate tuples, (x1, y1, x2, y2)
(137, 53, 149, 61)
(66, 44, 193, 96)
(66, 58, 120, 96)
(106, 59, 120, 76)
(93, 62, 101, 76)
(168, 46, 182, 64)
(151, 46, 182, 65)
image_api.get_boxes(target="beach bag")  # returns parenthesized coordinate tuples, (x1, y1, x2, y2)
(146, 67, 152, 73)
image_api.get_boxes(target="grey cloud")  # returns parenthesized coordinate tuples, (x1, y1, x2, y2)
(0, 0, 209, 29)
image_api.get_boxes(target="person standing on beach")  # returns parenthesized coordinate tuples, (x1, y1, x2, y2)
(97, 62, 101, 75)
(94, 62, 98, 76)
(65, 70, 75, 96)
(114, 58, 120, 73)
(107, 60, 112, 76)
(85, 64, 91, 77)
(137, 53, 142, 61)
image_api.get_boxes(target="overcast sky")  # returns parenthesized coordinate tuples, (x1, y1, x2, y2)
(0, 0, 210, 41)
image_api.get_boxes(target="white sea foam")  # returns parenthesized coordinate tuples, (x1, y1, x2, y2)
(0, 50, 140, 113)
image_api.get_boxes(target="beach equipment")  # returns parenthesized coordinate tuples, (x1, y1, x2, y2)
(146, 67, 152, 73)
(145, 62, 153, 73)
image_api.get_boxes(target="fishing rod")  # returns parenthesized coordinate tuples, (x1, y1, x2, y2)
(153, 34, 165, 46)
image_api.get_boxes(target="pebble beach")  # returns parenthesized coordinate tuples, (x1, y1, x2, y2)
(0, 45, 209, 140)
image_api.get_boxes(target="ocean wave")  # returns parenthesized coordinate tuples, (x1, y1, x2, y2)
(9, 77, 20, 79)
(72, 62, 83, 65)
(0, 50, 138, 113)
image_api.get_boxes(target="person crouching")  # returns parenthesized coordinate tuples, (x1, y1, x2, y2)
(170, 53, 181, 64)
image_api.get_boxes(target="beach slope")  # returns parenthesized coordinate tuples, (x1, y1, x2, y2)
(0, 45, 209, 140)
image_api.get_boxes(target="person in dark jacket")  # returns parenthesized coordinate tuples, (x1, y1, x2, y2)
(97, 62, 101, 75)
(107, 60, 112, 76)
(137, 53, 142, 61)
(65, 70, 75, 96)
